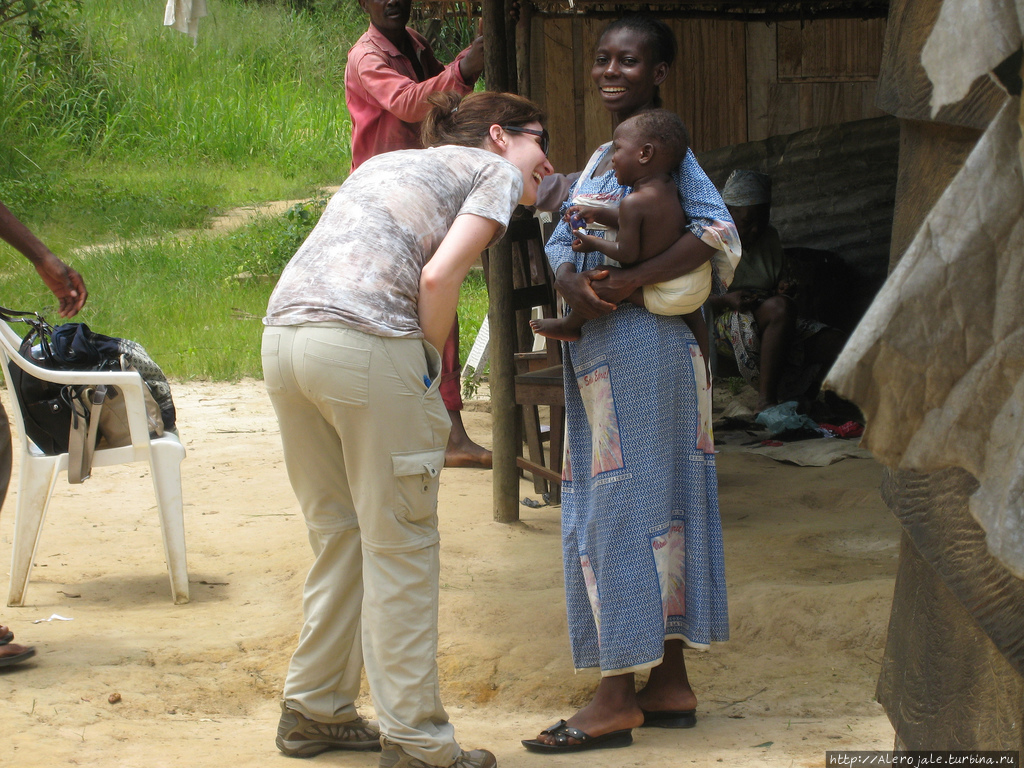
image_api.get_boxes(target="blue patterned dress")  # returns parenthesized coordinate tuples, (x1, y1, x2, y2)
(547, 146, 734, 674)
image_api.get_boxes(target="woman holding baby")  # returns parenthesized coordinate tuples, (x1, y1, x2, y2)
(523, 14, 739, 754)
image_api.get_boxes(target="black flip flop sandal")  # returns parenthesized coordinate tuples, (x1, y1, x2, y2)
(0, 646, 36, 668)
(521, 719, 633, 753)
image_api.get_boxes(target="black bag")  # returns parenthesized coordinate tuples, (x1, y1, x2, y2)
(0, 309, 98, 455)
(48, 321, 176, 430)
(15, 376, 86, 455)
(0, 308, 174, 467)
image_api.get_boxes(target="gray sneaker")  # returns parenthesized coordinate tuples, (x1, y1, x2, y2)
(378, 737, 496, 768)
(276, 701, 382, 757)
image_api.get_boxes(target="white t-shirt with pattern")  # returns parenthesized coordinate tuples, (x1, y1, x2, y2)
(265, 145, 523, 337)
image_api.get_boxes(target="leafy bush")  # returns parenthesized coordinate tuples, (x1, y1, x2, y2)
(411, 13, 476, 64)
(229, 194, 328, 279)
(0, 0, 493, 381)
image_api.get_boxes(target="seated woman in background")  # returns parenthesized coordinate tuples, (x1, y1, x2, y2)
(710, 169, 846, 413)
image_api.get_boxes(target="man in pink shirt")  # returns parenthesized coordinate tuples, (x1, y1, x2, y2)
(345, 0, 490, 469)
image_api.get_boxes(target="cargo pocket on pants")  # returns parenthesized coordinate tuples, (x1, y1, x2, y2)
(392, 447, 446, 524)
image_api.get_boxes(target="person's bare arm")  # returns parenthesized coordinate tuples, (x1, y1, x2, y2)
(553, 263, 615, 321)
(419, 214, 501, 352)
(590, 231, 715, 306)
(564, 204, 618, 230)
(0, 201, 87, 317)
(569, 196, 644, 263)
(572, 230, 617, 259)
(604, 194, 643, 264)
(457, 20, 484, 83)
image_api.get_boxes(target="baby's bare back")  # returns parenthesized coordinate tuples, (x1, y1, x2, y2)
(626, 176, 688, 262)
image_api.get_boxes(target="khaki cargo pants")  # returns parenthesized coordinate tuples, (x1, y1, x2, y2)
(262, 324, 460, 766)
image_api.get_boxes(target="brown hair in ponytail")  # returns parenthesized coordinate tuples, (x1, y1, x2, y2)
(421, 91, 545, 149)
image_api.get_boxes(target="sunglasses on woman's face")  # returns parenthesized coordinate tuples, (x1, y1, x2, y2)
(502, 126, 550, 156)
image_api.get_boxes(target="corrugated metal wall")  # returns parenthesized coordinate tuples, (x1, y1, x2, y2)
(697, 115, 899, 327)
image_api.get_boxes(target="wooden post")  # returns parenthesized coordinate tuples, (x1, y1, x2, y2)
(516, 1, 533, 97)
(482, 0, 509, 91)
(482, 0, 519, 522)
(504, 0, 518, 93)
(488, 237, 519, 524)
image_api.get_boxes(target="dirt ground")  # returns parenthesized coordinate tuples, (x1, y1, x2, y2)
(0, 379, 898, 767)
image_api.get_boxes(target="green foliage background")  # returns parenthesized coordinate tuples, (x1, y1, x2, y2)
(1, 0, 363, 247)
(0, 0, 491, 380)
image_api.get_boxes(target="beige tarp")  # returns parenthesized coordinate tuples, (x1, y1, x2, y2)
(826, 0, 1024, 578)
(921, 0, 1022, 116)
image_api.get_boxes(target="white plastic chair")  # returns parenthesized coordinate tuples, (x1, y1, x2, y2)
(0, 321, 188, 606)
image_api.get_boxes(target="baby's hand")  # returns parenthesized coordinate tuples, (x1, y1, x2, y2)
(563, 205, 600, 229)
(571, 231, 603, 252)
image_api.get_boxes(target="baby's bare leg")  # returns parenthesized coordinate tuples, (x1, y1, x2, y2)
(623, 288, 646, 307)
(683, 310, 711, 386)
(530, 313, 586, 342)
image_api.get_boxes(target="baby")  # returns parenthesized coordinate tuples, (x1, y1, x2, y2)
(531, 109, 711, 366)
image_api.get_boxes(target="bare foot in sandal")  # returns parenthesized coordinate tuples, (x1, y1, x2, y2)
(0, 642, 36, 668)
(523, 674, 644, 750)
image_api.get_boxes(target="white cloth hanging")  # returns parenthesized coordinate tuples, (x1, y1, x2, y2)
(164, 0, 208, 42)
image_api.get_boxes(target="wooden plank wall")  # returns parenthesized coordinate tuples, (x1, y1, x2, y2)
(662, 18, 748, 151)
(531, 15, 887, 172)
(751, 17, 887, 140)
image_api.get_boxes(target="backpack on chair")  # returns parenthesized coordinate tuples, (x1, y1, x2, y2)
(0, 307, 174, 482)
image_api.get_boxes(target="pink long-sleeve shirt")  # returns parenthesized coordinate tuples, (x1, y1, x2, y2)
(344, 25, 474, 169)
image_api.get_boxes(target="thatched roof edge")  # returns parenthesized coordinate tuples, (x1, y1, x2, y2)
(412, 0, 888, 21)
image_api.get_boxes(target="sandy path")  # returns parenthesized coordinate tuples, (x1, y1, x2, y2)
(71, 189, 341, 256)
(0, 380, 896, 767)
